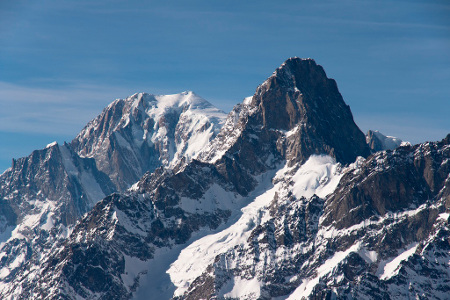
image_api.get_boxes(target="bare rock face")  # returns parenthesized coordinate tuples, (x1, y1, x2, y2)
(199, 58, 370, 171)
(251, 58, 370, 165)
(322, 135, 450, 230)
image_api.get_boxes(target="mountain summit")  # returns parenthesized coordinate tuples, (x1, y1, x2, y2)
(254, 57, 370, 164)
(200, 57, 369, 168)
(0, 91, 226, 299)
(71, 91, 226, 190)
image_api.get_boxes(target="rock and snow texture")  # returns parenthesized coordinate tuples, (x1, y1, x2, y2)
(168, 155, 344, 299)
(71, 91, 227, 190)
(0, 142, 115, 227)
(0, 142, 115, 298)
(0, 58, 448, 300)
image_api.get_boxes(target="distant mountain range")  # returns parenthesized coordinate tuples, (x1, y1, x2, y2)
(0, 57, 448, 299)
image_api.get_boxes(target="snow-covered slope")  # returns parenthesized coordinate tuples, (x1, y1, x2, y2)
(169, 155, 344, 299)
(71, 91, 226, 190)
(179, 136, 450, 299)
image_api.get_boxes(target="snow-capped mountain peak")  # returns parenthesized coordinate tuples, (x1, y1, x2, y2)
(12, 57, 374, 300)
(71, 91, 227, 190)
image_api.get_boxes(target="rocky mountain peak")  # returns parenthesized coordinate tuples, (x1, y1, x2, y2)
(266, 57, 325, 91)
(247, 57, 370, 164)
(199, 58, 370, 170)
(248, 57, 321, 130)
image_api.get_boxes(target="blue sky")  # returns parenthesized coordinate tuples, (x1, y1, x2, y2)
(1, 0, 449, 172)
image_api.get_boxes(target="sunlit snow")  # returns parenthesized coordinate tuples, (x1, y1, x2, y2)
(377, 242, 419, 280)
(168, 155, 343, 298)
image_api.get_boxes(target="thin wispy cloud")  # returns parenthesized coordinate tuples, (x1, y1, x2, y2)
(0, 81, 135, 135)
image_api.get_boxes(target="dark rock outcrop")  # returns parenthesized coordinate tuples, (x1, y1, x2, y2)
(251, 58, 370, 165)
(322, 135, 450, 230)
(200, 58, 370, 170)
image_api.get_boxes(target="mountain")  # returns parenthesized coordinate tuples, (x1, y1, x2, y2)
(0, 92, 226, 299)
(6, 57, 374, 299)
(198, 58, 370, 166)
(366, 130, 406, 152)
(0, 143, 116, 297)
(71, 91, 227, 190)
(0, 57, 448, 300)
